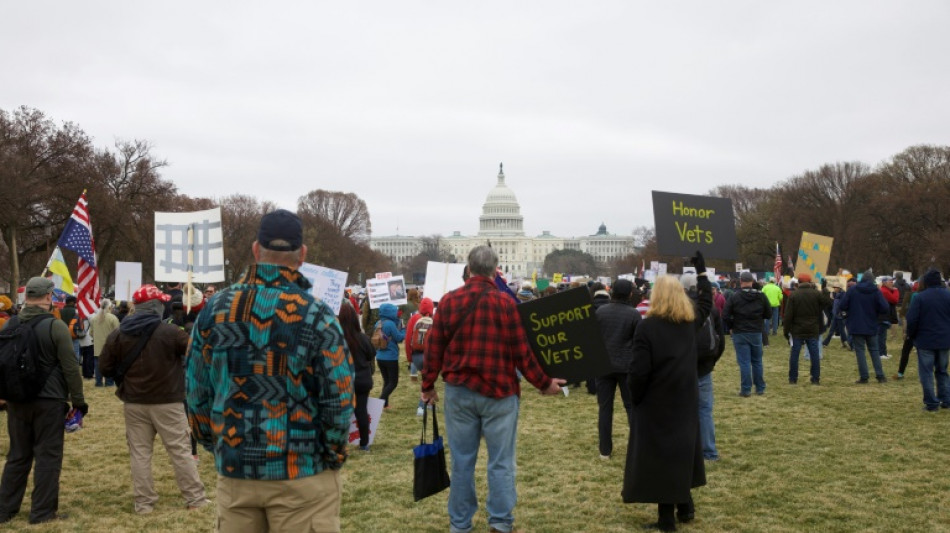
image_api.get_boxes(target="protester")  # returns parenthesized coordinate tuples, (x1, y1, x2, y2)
(623, 252, 710, 533)
(879, 276, 900, 359)
(823, 286, 851, 350)
(403, 288, 421, 380)
(421, 245, 565, 533)
(723, 272, 771, 396)
(405, 297, 435, 414)
(762, 279, 784, 335)
(375, 302, 405, 409)
(186, 209, 354, 533)
(0, 277, 87, 525)
(516, 282, 536, 303)
(100, 284, 208, 514)
(840, 270, 890, 383)
(681, 273, 725, 461)
(59, 295, 81, 362)
(904, 269, 950, 411)
(895, 281, 920, 380)
(77, 315, 94, 379)
(783, 274, 832, 385)
(594, 279, 639, 460)
(91, 298, 120, 387)
(338, 300, 376, 450)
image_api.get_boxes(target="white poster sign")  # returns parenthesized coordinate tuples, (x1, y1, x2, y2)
(298, 262, 349, 316)
(366, 275, 408, 309)
(114, 261, 143, 302)
(707, 267, 716, 280)
(375, 272, 392, 280)
(644, 270, 657, 283)
(735, 263, 743, 272)
(347, 397, 385, 446)
(154, 208, 225, 283)
(650, 261, 660, 272)
(657, 263, 668, 277)
(682, 267, 697, 275)
(422, 261, 467, 302)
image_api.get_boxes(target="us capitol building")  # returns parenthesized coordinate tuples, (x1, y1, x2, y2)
(369, 164, 638, 278)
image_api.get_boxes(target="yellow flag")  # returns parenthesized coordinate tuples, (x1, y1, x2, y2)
(46, 247, 76, 295)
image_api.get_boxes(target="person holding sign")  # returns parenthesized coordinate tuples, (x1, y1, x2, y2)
(622, 252, 710, 532)
(420, 245, 565, 533)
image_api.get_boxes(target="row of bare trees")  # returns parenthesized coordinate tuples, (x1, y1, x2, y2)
(0, 106, 392, 292)
(613, 145, 950, 279)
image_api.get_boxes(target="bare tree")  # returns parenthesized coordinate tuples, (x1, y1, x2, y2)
(297, 189, 372, 243)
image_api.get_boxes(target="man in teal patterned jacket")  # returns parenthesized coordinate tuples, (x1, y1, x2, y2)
(185, 209, 354, 533)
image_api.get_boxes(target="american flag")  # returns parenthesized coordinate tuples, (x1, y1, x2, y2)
(57, 192, 99, 319)
(774, 242, 783, 281)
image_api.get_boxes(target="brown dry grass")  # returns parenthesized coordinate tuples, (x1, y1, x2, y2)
(2, 334, 950, 532)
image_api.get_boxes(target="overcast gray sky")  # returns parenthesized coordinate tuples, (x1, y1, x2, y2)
(3, 2, 948, 239)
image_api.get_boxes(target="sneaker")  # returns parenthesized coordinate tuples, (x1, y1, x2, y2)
(789, 379, 797, 385)
(880, 354, 891, 360)
(359, 445, 371, 452)
(810, 379, 820, 385)
(877, 376, 888, 383)
(187, 499, 212, 511)
(599, 454, 611, 460)
(893, 373, 904, 380)
(738, 392, 751, 398)
(755, 390, 765, 396)
(855, 378, 869, 384)
(416, 407, 425, 417)
(923, 406, 939, 413)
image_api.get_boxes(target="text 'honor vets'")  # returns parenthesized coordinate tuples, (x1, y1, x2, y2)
(651, 191, 738, 260)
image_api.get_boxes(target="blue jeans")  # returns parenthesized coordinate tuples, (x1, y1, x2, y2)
(789, 337, 821, 383)
(443, 384, 519, 533)
(732, 332, 765, 395)
(769, 306, 780, 334)
(93, 357, 114, 387)
(698, 373, 717, 459)
(411, 353, 425, 409)
(852, 334, 885, 381)
(916, 348, 950, 410)
(72, 339, 81, 364)
(878, 322, 891, 356)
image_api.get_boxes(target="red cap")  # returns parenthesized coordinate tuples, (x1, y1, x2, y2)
(798, 273, 812, 283)
(133, 284, 171, 304)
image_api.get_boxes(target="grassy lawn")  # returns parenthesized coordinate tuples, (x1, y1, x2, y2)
(2, 333, 949, 532)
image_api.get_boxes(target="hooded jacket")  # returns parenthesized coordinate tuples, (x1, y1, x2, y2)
(6, 304, 85, 405)
(722, 287, 771, 333)
(405, 297, 434, 355)
(100, 299, 191, 404)
(905, 271, 950, 350)
(839, 279, 889, 336)
(374, 303, 405, 361)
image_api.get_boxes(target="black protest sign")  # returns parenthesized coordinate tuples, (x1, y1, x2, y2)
(517, 287, 611, 382)
(652, 190, 738, 260)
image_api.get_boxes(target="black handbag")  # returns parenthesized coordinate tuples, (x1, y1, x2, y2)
(413, 404, 451, 501)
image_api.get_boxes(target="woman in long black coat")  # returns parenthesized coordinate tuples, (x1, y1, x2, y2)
(623, 253, 711, 532)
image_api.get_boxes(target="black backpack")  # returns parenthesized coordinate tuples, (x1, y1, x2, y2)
(696, 313, 721, 361)
(0, 316, 56, 402)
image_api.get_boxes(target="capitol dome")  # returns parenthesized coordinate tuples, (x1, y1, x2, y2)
(478, 163, 525, 237)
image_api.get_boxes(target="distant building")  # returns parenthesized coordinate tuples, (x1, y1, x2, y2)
(369, 164, 638, 278)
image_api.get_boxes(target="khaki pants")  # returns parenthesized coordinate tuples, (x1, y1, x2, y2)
(216, 470, 342, 533)
(123, 402, 206, 513)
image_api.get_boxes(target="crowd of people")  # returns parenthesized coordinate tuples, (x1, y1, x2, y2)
(2, 207, 949, 532)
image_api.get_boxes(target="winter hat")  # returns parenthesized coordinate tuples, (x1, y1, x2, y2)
(739, 272, 756, 283)
(798, 273, 812, 283)
(133, 284, 171, 304)
(611, 279, 634, 300)
(862, 270, 874, 283)
(922, 269, 943, 288)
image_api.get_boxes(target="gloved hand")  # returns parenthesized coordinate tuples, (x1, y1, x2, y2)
(73, 403, 89, 416)
(821, 278, 827, 290)
(690, 250, 707, 274)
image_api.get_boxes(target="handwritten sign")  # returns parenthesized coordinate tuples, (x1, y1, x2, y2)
(298, 262, 349, 316)
(366, 275, 408, 309)
(652, 191, 737, 260)
(516, 287, 611, 382)
(114, 261, 142, 302)
(347, 397, 384, 446)
(154, 208, 225, 282)
(794, 232, 834, 284)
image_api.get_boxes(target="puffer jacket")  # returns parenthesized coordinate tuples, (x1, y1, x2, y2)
(374, 303, 405, 361)
(595, 299, 641, 373)
(840, 280, 889, 336)
(100, 311, 190, 404)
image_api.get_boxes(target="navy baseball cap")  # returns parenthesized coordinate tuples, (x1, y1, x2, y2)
(258, 209, 303, 251)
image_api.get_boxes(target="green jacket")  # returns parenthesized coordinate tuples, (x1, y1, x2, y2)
(783, 284, 832, 338)
(7, 305, 85, 405)
(762, 283, 784, 307)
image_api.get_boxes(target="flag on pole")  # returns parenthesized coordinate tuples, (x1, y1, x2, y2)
(57, 191, 99, 318)
(786, 254, 795, 274)
(45, 247, 76, 295)
(773, 242, 783, 281)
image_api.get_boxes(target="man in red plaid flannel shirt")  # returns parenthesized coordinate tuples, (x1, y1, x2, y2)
(421, 245, 565, 533)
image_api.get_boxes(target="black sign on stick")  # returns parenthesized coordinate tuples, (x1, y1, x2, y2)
(651, 190, 738, 260)
(516, 287, 611, 382)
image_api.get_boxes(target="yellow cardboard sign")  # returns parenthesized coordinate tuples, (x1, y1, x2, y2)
(794, 232, 834, 283)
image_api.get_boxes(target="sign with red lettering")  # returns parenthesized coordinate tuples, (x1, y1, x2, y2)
(652, 191, 738, 260)
(516, 287, 611, 382)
